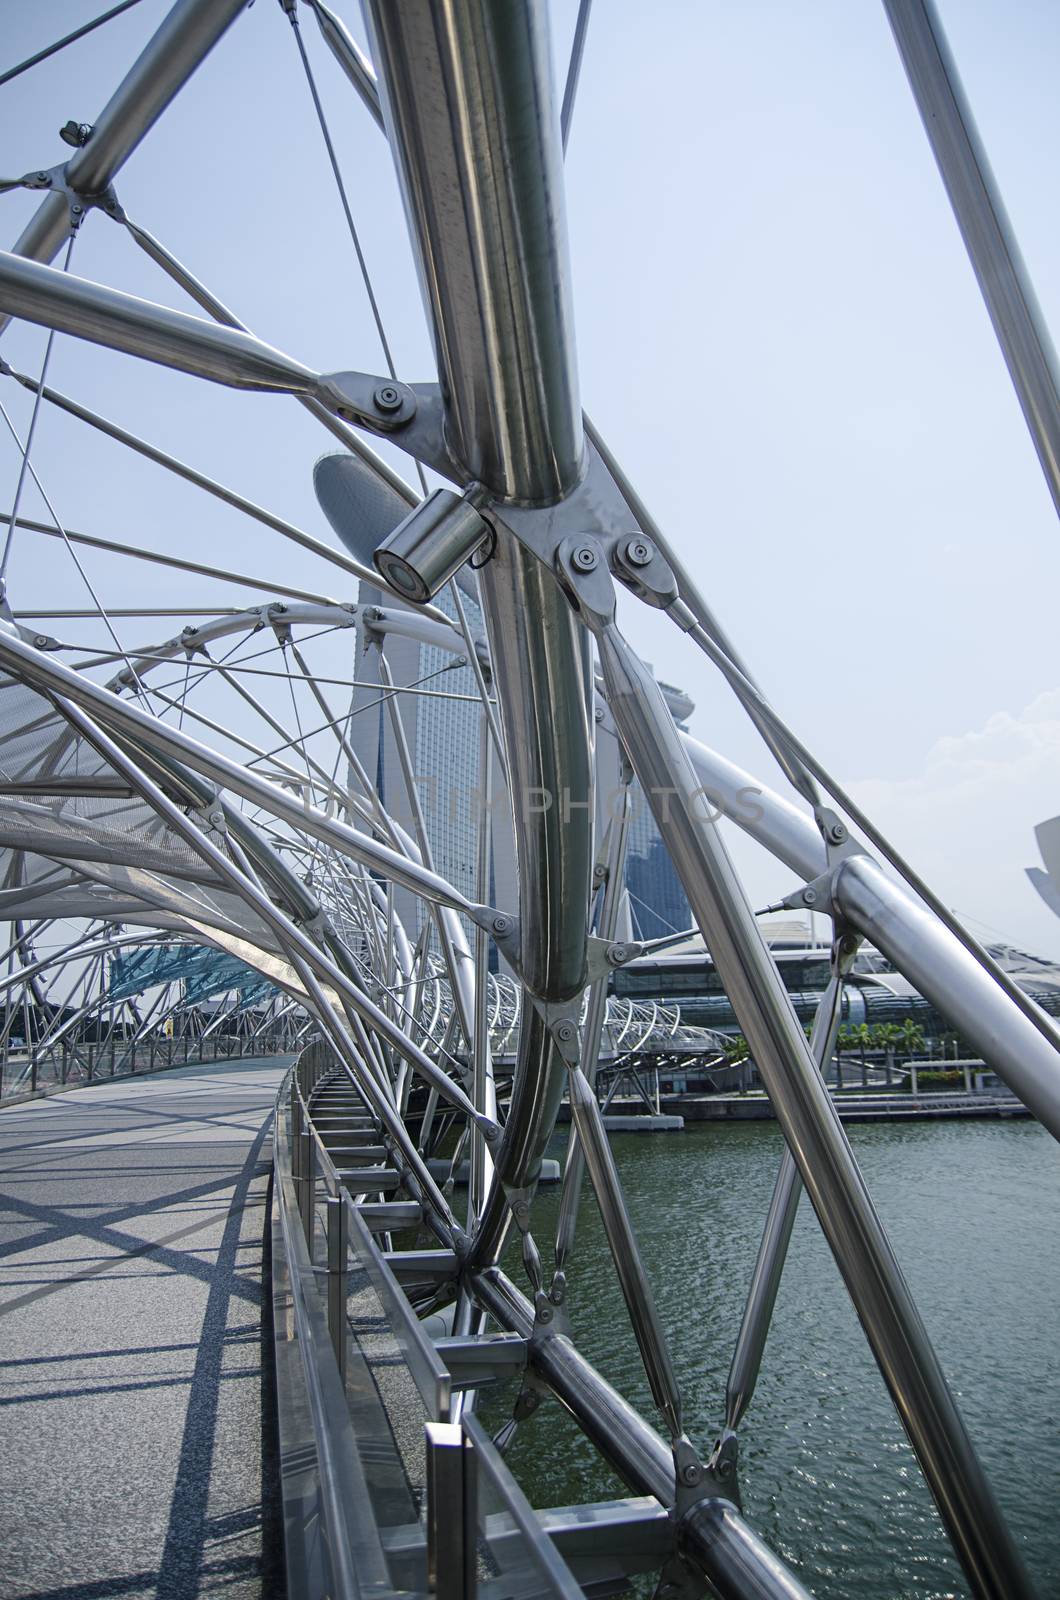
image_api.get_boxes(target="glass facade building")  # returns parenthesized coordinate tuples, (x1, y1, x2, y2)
(414, 585, 485, 914)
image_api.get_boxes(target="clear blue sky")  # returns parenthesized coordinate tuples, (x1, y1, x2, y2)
(3, 0, 1060, 953)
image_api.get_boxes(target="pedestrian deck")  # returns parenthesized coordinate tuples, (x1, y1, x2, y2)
(0, 1056, 292, 1600)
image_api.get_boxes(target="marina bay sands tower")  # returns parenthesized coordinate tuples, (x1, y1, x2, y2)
(314, 452, 692, 944)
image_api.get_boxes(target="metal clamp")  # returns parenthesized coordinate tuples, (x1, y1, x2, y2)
(319, 368, 418, 433)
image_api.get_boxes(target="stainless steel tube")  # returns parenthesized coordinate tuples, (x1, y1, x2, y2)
(682, 733, 1060, 1141)
(468, 539, 594, 1267)
(725, 978, 844, 1432)
(834, 852, 1060, 1130)
(473, 1268, 813, 1600)
(554, 786, 632, 1274)
(0, 628, 477, 915)
(479, 542, 593, 1006)
(360, 1, 594, 1269)
(596, 621, 1032, 1599)
(362, 0, 583, 502)
(5, 0, 247, 301)
(677, 1500, 813, 1600)
(567, 1061, 684, 1439)
(0, 251, 318, 394)
(884, 0, 1060, 519)
(309, 0, 384, 133)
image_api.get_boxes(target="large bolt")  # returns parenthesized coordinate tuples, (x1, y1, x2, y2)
(555, 1020, 576, 1043)
(625, 537, 653, 568)
(36, 172, 51, 185)
(803, 887, 818, 906)
(681, 1462, 701, 1486)
(373, 383, 402, 414)
(572, 545, 598, 572)
(491, 912, 512, 937)
(828, 820, 847, 844)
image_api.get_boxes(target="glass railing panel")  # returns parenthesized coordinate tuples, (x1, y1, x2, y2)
(463, 1414, 584, 1600)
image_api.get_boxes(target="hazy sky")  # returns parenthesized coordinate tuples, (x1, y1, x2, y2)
(3, 0, 1060, 955)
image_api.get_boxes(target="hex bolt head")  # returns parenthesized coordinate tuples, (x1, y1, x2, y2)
(625, 537, 654, 568)
(572, 545, 598, 572)
(373, 383, 402, 413)
(828, 821, 847, 844)
(681, 1462, 701, 1485)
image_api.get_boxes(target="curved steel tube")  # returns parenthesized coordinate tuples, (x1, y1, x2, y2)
(362, 0, 583, 503)
(5, 0, 248, 310)
(884, 0, 1060, 520)
(682, 732, 1060, 1141)
(597, 623, 1032, 1600)
(469, 541, 594, 1267)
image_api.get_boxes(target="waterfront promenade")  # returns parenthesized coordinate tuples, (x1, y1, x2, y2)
(0, 1058, 291, 1600)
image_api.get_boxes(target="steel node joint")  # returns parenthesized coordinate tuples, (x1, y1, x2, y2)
(13, 163, 124, 230)
(319, 368, 417, 433)
(781, 808, 868, 917)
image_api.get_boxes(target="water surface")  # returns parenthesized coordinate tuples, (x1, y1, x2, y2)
(485, 1118, 1060, 1599)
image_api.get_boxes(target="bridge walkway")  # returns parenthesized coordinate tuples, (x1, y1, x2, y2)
(0, 1056, 292, 1600)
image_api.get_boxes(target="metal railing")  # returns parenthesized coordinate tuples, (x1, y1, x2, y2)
(0, 1026, 296, 1104)
(272, 1041, 588, 1600)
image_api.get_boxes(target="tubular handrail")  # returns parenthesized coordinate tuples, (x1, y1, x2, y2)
(272, 1070, 393, 1600)
(279, 1040, 815, 1600)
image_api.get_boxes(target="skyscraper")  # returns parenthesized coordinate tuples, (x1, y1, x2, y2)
(314, 452, 693, 947)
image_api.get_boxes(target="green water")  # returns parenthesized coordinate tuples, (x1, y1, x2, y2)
(483, 1118, 1060, 1599)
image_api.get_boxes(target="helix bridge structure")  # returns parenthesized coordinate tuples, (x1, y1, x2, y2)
(1, 2, 1059, 1598)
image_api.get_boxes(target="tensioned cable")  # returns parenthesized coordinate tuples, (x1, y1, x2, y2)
(69, 650, 486, 701)
(0, 236, 76, 589)
(285, 6, 429, 498)
(0, 0, 146, 90)
(244, 662, 463, 771)
(6, 513, 345, 609)
(678, 612, 1060, 1058)
(561, 0, 594, 151)
(150, 627, 270, 731)
(0, 387, 157, 715)
(73, 620, 347, 677)
(0, 365, 430, 608)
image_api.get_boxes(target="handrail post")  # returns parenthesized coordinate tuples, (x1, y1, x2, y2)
(425, 1420, 474, 1600)
(326, 1194, 348, 1381)
(300, 1129, 315, 1253)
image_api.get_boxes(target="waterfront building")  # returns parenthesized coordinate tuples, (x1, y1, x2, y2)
(613, 915, 1060, 1040)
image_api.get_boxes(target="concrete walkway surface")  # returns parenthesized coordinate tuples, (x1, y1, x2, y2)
(0, 1057, 292, 1600)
